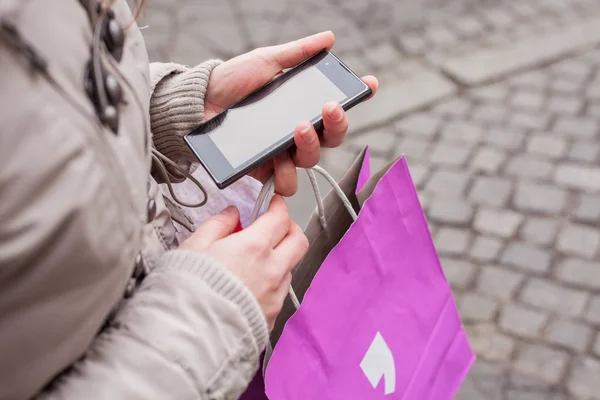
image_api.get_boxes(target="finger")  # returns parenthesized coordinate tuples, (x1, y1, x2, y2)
(260, 31, 335, 71)
(361, 75, 379, 100)
(273, 153, 298, 196)
(206, 32, 336, 110)
(247, 162, 275, 185)
(185, 206, 239, 249)
(246, 195, 291, 248)
(293, 121, 320, 168)
(274, 221, 309, 271)
(321, 102, 348, 148)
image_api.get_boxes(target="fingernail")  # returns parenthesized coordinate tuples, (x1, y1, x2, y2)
(299, 123, 315, 143)
(221, 206, 238, 215)
(328, 104, 343, 121)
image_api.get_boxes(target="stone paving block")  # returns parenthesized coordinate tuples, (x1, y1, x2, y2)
(439, 18, 600, 85)
(478, 265, 524, 300)
(470, 236, 504, 263)
(347, 70, 456, 132)
(554, 117, 599, 138)
(556, 258, 600, 289)
(574, 194, 600, 223)
(520, 279, 588, 317)
(554, 163, 600, 192)
(469, 176, 513, 207)
(551, 77, 583, 93)
(394, 137, 430, 162)
(557, 223, 600, 259)
(587, 102, 600, 118)
(395, 113, 442, 137)
(551, 58, 591, 81)
(441, 120, 484, 143)
(546, 318, 592, 352)
(348, 128, 396, 155)
(527, 135, 568, 159)
(471, 104, 507, 124)
(364, 41, 403, 69)
(426, 169, 471, 195)
(514, 182, 567, 214)
(520, 217, 560, 246)
(427, 26, 458, 46)
(501, 242, 552, 274)
(428, 197, 474, 226)
(505, 155, 553, 179)
(465, 323, 516, 361)
(514, 344, 569, 384)
(470, 146, 507, 173)
(454, 15, 486, 37)
(370, 153, 390, 172)
(474, 208, 524, 238)
(459, 292, 499, 322)
(568, 357, 600, 399)
(405, 163, 429, 188)
(429, 141, 473, 166)
(440, 257, 477, 290)
(337, 54, 371, 77)
(547, 94, 583, 115)
(508, 112, 550, 131)
(568, 141, 600, 163)
(500, 303, 548, 338)
(509, 71, 549, 90)
(485, 127, 526, 150)
(585, 296, 600, 325)
(469, 84, 509, 102)
(435, 227, 471, 255)
(510, 89, 545, 111)
(588, 83, 600, 101)
(399, 35, 427, 54)
(483, 9, 514, 28)
(432, 97, 472, 117)
(418, 191, 432, 213)
(511, 3, 539, 17)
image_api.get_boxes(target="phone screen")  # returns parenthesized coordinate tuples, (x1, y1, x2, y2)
(210, 67, 346, 168)
(185, 50, 370, 188)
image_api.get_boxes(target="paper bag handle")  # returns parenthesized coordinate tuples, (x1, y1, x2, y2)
(249, 165, 357, 374)
(305, 166, 358, 229)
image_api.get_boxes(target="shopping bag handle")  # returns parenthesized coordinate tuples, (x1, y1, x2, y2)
(250, 165, 358, 374)
(305, 166, 358, 229)
(249, 166, 357, 311)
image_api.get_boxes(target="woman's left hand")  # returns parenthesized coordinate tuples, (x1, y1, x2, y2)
(203, 31, 378, 196)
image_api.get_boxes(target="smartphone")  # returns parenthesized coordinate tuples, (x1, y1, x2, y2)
(184, 50, 371, 189)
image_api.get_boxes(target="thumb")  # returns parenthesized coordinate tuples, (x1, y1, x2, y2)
(186, 206, 240, 250)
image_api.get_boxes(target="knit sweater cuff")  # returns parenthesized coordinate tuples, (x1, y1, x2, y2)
(149, 60, 222, 166)
(158, 249, 269, 352)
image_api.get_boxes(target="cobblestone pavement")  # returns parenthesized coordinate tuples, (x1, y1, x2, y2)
(141, 0, 600, 398)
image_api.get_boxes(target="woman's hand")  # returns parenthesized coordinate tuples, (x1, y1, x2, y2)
(204, 31, 378, 196)
(180, 201, 307, 331)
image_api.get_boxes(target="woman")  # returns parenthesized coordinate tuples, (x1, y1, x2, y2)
(0, 0, 377, 399)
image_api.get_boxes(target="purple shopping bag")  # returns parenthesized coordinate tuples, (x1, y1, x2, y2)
(265, 149, 475, 399)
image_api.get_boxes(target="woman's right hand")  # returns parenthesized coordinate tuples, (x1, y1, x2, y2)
(180, 196, 308, 330)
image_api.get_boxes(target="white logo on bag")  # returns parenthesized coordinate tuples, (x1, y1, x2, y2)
(360, 332, 396, 395)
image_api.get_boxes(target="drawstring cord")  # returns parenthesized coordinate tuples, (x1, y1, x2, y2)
(151, 148, 208, 208)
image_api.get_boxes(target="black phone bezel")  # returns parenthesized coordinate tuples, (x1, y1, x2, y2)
(184, 50, 372, 189)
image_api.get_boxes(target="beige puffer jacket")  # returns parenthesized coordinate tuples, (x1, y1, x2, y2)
(0, 1, 268, 399)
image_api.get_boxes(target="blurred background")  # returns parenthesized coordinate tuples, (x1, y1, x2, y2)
(139, 0, 600, 398)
